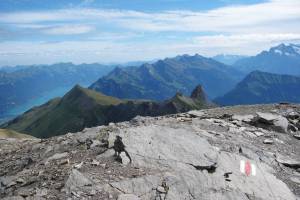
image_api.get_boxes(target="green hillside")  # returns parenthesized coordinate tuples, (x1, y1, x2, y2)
(1, 85, 212, 138)
(0, 63, 114, 121)
(0, 129, 34, 139)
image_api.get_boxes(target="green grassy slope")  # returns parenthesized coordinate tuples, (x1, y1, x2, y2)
(2, 85, 212, 138)
(2, 85, 122, 138)
(0, 129, 34, 139)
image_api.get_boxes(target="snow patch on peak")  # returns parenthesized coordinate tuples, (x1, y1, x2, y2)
(291, 45, 300, 55)
(274, 49, 283, 55)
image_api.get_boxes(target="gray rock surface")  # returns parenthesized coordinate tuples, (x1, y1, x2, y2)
(251, 112, 289, 133)
(276, 154, 300, 169)
(0, 104, 300, 199)
(117, 194, 140, 200)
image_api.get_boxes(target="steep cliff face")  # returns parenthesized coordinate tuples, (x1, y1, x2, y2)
(1, 104, 300, 199)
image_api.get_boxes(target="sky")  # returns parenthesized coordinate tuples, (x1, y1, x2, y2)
(0, 0, 300, 66)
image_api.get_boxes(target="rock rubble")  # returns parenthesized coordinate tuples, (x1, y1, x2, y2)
(0, 104, 299, 199)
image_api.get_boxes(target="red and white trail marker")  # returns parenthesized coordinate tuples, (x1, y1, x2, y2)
(240, 160, 256, 176)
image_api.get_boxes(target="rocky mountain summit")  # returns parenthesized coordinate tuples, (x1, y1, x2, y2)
(234, 43, 300, 75)
(1, 104, 300, 199)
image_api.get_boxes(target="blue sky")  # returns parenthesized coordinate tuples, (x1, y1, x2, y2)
(0, 0, 300, 65)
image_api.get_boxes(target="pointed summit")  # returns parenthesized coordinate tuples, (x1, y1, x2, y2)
(190, 85, 207, 102)
(63, 84, 122, 107)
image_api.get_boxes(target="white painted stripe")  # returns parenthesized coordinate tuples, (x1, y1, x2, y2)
(251, 164, 256, 176)
(240, 160, 245, 174)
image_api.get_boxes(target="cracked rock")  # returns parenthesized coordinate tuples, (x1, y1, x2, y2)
(276, 154, 300, 169)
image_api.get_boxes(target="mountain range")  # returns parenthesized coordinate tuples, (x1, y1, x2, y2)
(212, 54, 248, 65)
(215, 71, 300, 105)
(1, 85, 212, 138)
(0, 63, 115, 122)
(234, 43, 300, 75)
(89, 54, 244, 100)
(1, 43, 300, 134)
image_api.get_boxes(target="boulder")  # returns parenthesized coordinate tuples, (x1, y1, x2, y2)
(290, 177, 300, 185)
(250, 112, 289, 133)
(286, 111, 300, 120)
(187, 110, 204, 118)
(293, 134, 300, 140)
(65, 169, 93, 192)
(253, 131, 264, 137)
(288, 124, 298, 132)
(276, 154, 300, 169)
(45, 152, 69, 165)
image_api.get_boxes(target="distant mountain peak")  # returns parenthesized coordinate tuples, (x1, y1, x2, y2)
(63, 84, 122, 108)
(190, 85, 207, 101)
(234, 43, 300, 75)
(173, 53, 206, 62)
(269, 43, 300, 57)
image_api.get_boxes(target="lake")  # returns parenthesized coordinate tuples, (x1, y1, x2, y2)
(0, 84, 89, 124)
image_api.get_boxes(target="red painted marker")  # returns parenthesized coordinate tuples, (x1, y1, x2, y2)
(245, 160, 251, 176)
(240, 160, 256, 176)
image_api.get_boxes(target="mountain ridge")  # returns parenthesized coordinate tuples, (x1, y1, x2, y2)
(215, 71, 300, 105)
(1, 85, 212, 138)
(234, 43, 300, 75)
(89, 54, 244, 100)
(212, 54, 248, 65)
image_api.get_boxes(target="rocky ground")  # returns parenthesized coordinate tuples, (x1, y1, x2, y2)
(0, 104, 300, 200)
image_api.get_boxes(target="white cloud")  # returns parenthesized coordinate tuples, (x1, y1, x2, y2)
(192, 33, 300, 55)
(2, 34, 300, 66)
(0, 0, 299, 33)
(42, 25, 94, 35)
(193, 33, 300, 48)
(0, 0, 300, 65)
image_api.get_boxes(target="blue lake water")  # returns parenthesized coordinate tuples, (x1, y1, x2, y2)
(0, 83, 89, 124)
